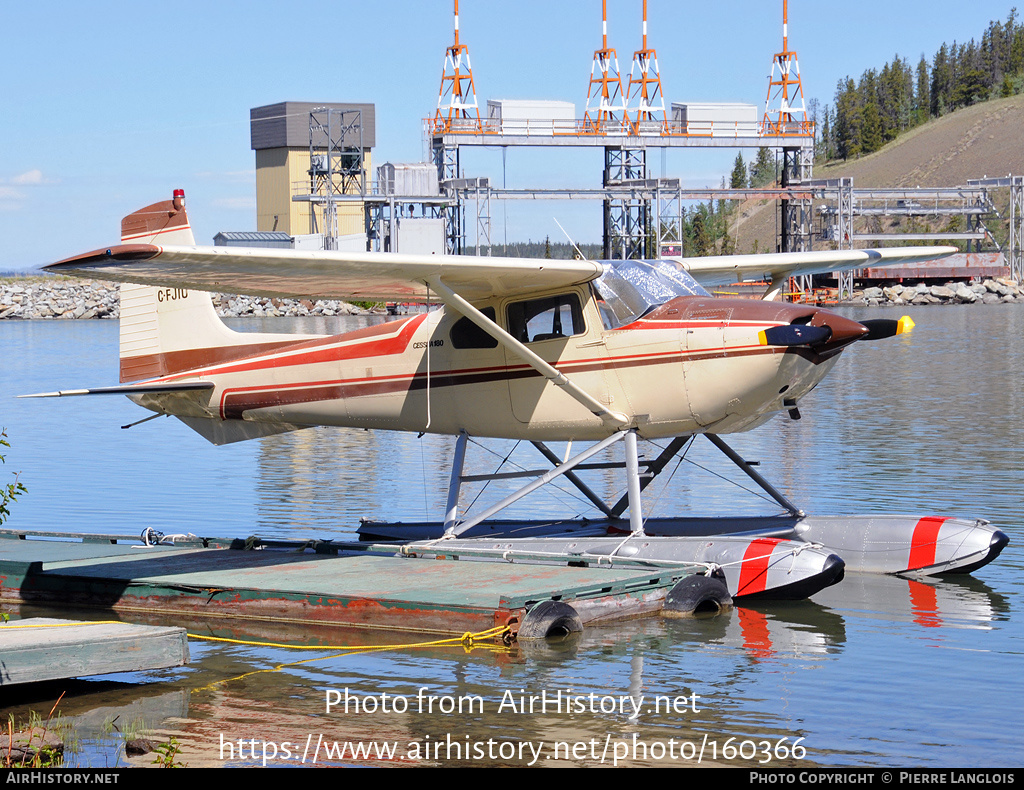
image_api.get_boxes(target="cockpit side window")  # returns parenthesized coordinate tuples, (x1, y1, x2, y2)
(506, 293, 585, 344)
(450, 307, 499, 349)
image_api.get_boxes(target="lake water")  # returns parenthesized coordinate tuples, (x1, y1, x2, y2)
(1, 306, 1022, 768)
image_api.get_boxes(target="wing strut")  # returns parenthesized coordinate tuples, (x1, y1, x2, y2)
(426, 276, 629, 428)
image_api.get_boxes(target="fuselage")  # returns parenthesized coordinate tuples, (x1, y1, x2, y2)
(131, 282, 856, 442)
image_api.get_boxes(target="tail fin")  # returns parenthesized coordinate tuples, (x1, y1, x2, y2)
(117, 190, 319, 383)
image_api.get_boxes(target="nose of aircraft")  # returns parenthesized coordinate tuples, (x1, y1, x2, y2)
(758, 308, 869, 350)
(667, 297, 907, 354)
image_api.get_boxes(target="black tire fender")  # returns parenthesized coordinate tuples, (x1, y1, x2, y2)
(664, 575, 733, 618)
(517, 600, 583, 640)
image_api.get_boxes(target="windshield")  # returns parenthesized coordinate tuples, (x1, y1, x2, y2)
(592, 259, 711, 329)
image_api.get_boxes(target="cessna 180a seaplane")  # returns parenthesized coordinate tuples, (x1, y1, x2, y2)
(27, 190, 1008, 604)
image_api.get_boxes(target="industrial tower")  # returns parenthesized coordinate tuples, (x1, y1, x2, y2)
(583, 0, 628, 133)
(764, 0, 813, 253)
(625, 0, 666, 133)
(435, 0, 481, 140)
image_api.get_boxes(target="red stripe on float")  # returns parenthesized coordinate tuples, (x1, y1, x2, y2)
(736, 538, 782, 596)
(908, 516, 947, 570)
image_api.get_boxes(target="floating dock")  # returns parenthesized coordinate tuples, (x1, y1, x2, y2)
(0, 532, 691, 637)
(0, 617, 189, 686)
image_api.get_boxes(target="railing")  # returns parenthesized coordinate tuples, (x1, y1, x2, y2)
(426, 115, 814, 139)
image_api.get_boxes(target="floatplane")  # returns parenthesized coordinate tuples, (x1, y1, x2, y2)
(24, 190, 1008, 614)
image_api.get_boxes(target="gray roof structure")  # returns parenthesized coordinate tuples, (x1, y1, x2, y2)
(250, 101, 376, 150)
(214, 231, 294, 249)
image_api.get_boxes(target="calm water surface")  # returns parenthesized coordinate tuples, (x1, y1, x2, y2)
(1, 306, 1021, 768)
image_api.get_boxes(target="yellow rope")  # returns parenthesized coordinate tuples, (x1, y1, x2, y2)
(0, 617, 513, 692)
(187, 625, 510, 652)
(1, 618, 510, 653)
(189, 625, 513, 692)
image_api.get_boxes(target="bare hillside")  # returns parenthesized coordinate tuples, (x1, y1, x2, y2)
(731, 94, 1024, 254)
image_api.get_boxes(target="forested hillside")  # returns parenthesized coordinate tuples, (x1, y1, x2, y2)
(819, 9, 1024, 161)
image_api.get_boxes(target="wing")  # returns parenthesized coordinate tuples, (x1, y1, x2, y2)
(45, 244, 604, 303)
(673, 246, 958, 287)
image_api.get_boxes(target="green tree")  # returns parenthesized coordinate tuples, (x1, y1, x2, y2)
(748, 148, 776, 187)
(688, 205, 713, 257)
(730, 153, 747, 189)
(861, 101, 883, 153)
(915, 55, 931, 124)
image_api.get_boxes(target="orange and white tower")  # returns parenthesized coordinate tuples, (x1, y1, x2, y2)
(762, 0, 809, 136)
(626, 0, 665, 133)
(584, 0, 627, 133)
(435, 0, 481, 133)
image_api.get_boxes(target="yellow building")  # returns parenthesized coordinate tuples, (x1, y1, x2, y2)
(250, 101, 375, 237)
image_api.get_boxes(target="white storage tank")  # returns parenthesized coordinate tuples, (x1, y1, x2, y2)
(671, 103, 759, 136)
(378, 163, 439, 197)
(487, 99, 576, 134)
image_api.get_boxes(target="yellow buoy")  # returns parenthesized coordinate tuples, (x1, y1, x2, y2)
(897, 315, 915, 334)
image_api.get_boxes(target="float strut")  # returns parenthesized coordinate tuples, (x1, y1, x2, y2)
(444, 431, 626, 538)
(704, 433, 804, 517)
(609, 435, 692, 518)
(443, 430, 469, 532)
(623, 429, 645, 534)
(531, 441, 616, 517)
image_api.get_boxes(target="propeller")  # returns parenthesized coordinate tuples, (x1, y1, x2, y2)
(759, 315, 914, 348)
(758, 324, 832, 347)
(859, 316, 914, 341)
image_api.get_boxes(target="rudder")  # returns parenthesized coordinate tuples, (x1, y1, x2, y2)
(117, 190, 316, 383)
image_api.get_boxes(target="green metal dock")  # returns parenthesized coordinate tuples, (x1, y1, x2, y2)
(0, 617, 189, 686)
(0, 531, 687, 636)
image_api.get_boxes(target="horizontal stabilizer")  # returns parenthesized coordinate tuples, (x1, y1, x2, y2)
(18, 382, 215, 399)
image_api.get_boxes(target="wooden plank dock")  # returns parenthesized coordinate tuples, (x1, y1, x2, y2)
(0, 618, 189, 686)
(0, 533, 688, 636)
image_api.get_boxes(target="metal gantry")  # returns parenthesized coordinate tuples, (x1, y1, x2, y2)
(306, 107, 365, 249)
(603, 147, 650, 259)
(968, 176, 1024, 281)
(424, 0, 816, 257)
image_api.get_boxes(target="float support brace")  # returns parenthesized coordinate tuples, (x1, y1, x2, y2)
(705, 433, 804, 517)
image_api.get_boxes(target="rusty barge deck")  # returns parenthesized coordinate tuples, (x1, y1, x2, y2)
(0, 531, 688, 637)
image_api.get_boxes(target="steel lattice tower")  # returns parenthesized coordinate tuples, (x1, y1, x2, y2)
(626, 0, 666, 134)
(435, 0, 481, 136)
(762, 0, 808, 137)
(584, 0, 627, 132)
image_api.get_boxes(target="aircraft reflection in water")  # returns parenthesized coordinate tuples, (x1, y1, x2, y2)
(26, 190, 1008, 609)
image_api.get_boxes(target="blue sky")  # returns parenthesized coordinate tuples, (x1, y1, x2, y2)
(1, 0, 1015, 269)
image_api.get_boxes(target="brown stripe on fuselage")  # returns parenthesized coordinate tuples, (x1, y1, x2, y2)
(122, 315, 422, 383)
(120, 339, 316, 383)
(219, 343, 818, 420)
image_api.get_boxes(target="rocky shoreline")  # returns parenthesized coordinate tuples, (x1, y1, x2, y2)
(2, 275, 1023, 320)
(0, 278, 366, 320)
(857, 277, 1024, 306)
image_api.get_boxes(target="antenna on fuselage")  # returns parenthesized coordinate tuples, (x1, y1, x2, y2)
(553, 217, 590, 262)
